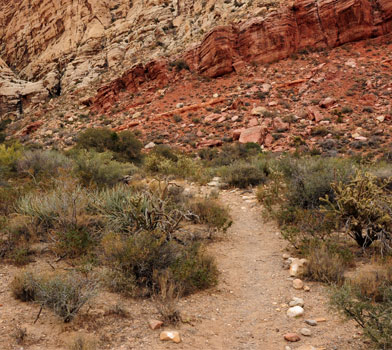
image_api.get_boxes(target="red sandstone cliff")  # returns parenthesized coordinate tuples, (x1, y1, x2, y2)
(93, 0, 392, 110)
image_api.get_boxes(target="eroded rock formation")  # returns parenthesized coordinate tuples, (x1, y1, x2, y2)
(189, 0, 392, 77)
(0, 0, 278, 116)
(0, 58, 49, 117)
(92, 0, 392, 111)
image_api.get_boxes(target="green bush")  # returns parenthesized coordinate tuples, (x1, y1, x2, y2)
(151, 145, 178, 162)
(221, 159, 268, 188)
(55, 226, 96, 258)
(102, 231, 218, 296)
(279, 208, 336, 249)
(331, 284, 392, 350)
(170, 243, 218, 295)
(190, 197, 232, 231)
(73, 150, 133, 187)
(75, 128, 142, 163)
(11, 271, 37, 302)
(279, 156, 355, 209)
(169, 60, 190, 72)
(199, 143, 262, 167)
(102, 231, 180, 295)
(144, 153, 210, 183)
(0, 142, 22, 173)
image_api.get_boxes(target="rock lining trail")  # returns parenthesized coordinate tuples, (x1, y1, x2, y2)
(159, 189, 364, 350)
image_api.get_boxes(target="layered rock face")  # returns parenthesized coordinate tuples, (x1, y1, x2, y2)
(93, 0, 392, 111)
(0, 58, 48, 117)
(189, 0, 392, 77)
(0, 0, 276, 116)
(1, 0, 392, 118)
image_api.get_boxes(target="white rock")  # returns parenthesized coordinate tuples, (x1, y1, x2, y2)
(300, 328, 312, 336)
(376, 115, 385, 122)
(144, 142, 156, 149)
(287, 306, 304, 318)
(289, 297, 304, 307)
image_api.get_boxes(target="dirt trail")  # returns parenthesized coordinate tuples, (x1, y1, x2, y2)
(0, 189, 365, 350)
(163, 189, 364, 350)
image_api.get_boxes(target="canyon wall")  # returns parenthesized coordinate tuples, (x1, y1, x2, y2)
(93, 0, 392, 110)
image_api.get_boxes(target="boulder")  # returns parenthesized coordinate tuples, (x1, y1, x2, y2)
(238, 126, 266, 144)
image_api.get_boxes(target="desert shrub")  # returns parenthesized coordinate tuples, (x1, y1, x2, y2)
(144, 153, 209, 182)
(331, 284, 392, 350)
(10, 247, 33, 266)
(350, 264, 392, 302)
(111, 130, 143, 163)
(151, 144, 178, 162)
(11, 272, 97, 322)
(102, 231, 180, 295)
(325, 171, 392, 250)
(221, 159, 269, 188)
(0, 215, 33, 260)
(278, 156, 355, 209)
(54, 226, 96, 258)
(0, 184, 31, 216)
(11, 271, 37, 302)
(256, 169, 286, 212)
(0, 142, 22, 173)
(199, 143, 262, 167)
(279, 208, 336, 248)
(39, 274, 97, 322)
(17, 181, 88, 230)
(17, 149, 72, 178)
(91, 184, 187, 235)
(73, 150, 134, 187)
(75, 128, 142, 163)
(189, 197, 232, 231)
(170, 243, 218, 295)
(169, 60, 189, 72)
(301, 242, 346, 285)
(102, 231, 217, 296)
(371, 164, 392, 191)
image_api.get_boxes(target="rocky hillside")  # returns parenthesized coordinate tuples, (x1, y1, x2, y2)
(0, 0, 391, 155)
